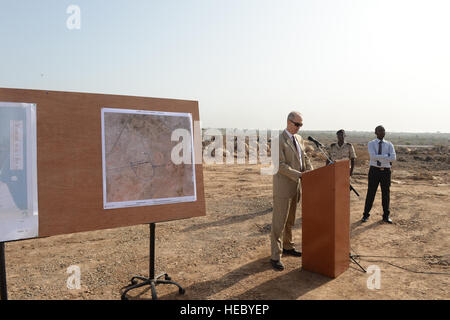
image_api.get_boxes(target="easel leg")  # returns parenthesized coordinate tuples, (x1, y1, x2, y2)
(0, 242, 7, 300)
(120, 223, 185, 300)
(149, 223, 155, 279)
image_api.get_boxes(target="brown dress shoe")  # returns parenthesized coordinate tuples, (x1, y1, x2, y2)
(270, 259, 285, 271)
(283, 249, 302, 257)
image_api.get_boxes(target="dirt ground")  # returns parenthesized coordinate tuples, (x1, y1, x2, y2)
(3, 142, 450, 300)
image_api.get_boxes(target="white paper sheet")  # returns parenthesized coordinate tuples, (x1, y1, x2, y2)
(0, 102, 38, 242)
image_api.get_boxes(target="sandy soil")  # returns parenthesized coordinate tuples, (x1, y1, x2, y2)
(3, 143, 449, 300)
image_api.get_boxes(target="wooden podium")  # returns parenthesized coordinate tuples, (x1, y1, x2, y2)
(301, 159, 350, 278)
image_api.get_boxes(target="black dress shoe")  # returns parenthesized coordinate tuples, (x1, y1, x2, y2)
(361, 216, 369, 222)
(283, 249, 302, 257)
(270, 259, 285, 271)
(382, 217, 393, 224)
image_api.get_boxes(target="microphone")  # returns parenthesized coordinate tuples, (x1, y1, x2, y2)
(308, 136, 324, 147)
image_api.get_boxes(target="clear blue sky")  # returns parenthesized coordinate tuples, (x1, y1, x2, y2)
(1, 0, 449, 132)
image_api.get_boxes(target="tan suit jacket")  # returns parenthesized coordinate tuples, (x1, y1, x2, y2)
(273, 131, 313, 200)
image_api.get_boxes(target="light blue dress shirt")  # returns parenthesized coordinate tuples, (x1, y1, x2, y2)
(368, 138, 396, 168)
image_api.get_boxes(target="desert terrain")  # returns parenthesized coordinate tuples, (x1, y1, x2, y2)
(3, 131, 449, 300)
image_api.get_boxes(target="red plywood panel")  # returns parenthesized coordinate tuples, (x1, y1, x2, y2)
(0, 88, 206, 238)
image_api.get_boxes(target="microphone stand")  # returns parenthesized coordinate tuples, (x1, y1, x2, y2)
(311, 141, 359, 197)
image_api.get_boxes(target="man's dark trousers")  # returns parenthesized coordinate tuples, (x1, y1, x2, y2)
(363, 166, 391, 219)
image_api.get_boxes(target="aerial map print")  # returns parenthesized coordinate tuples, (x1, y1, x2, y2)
(0, 102, 38, 242)
(102, 108, 196, 209)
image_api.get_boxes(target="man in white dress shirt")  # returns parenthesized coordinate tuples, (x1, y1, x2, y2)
(362, 125, 396, 223)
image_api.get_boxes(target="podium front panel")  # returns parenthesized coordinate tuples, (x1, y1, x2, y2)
(301, 160, 350, 278)
(334, 160, 350, 277)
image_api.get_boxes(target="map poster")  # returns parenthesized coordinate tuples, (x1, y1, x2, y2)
(101, 108, 197, 209)
(0, 102, 38, 242)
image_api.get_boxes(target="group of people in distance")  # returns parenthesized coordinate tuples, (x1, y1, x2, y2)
(270, 111, 396, 271)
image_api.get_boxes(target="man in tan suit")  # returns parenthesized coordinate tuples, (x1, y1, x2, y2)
(271, 111, 313, 271)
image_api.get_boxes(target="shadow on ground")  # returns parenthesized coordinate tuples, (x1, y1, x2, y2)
(182, 208, 273, 232)
(350, 219, 384, 238)
(156, 257, 331, 300)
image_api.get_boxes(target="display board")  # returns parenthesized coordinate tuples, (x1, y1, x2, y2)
(0, 103, 38, 242)
(0, 88, 205, 239)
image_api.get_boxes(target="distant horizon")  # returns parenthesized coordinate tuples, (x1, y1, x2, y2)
(4, 86, 448, 135)
(2, 86, 448, 135)
(202, 127, 450, 135)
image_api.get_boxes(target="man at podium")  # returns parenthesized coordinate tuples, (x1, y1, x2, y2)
(270, 111, 313, 271)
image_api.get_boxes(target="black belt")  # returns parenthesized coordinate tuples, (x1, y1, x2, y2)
(370, 166, 391, 171)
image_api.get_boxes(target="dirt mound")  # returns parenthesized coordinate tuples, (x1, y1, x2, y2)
(409, 172, 437, 180)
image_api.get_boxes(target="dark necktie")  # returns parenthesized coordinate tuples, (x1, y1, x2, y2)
(292, 136, 302, 170)
(377, 141, 382, 166)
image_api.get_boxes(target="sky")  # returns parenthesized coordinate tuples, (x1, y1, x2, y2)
(0, 0, 449, 133)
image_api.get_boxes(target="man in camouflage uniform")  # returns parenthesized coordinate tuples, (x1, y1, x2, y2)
(327, 129, 357, 176)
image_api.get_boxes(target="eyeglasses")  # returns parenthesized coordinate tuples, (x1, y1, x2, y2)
(290, 119, 303, 127)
